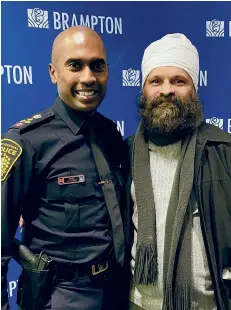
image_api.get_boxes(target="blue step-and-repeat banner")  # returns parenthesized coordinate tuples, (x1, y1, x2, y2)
(1, 1, 231, 309)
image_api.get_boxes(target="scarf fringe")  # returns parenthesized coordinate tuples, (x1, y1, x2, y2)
(134, 244, 157, 285)
(163, 283, 191, 310)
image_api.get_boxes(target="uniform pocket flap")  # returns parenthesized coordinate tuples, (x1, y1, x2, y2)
(46, 177, 95, 201)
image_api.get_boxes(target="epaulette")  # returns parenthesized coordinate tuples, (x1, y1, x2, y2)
(9, 110, 55, 133)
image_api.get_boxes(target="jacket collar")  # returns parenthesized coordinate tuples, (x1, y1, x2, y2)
(197, 122, 231, 143)
(53, 96, 93, 135)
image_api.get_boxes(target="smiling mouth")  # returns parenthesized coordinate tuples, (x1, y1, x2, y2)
(74, 90, 99, 99)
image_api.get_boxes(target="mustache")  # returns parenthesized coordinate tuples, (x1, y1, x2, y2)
(151, 95, 180, 106)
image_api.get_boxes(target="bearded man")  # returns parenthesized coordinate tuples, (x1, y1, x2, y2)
(125, 33, 231, 310)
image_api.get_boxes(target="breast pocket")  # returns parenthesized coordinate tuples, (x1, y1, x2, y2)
(45, 179, 96, 233)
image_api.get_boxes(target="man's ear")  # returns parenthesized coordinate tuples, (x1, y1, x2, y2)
(49, 63, 57, 84)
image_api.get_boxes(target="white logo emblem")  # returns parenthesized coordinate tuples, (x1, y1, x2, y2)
(122, 69, 140, 86)
(206, 117, 223, 129)
(206, 19, 224, 37)
(27, 8, 49, 28)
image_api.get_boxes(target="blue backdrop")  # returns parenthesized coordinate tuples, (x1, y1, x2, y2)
(1, 1, 231, 309)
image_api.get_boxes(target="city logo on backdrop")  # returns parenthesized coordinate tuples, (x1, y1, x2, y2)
(206, 19, 224, 37)
(28, 8, 49, 28)
(26, 11, 231, 36)
(206, 117, 223, 129)
(122, 69, 140, 86)
(122, 69, 208, 87)
(206, 19, 231, 37)
(206, 117, 231, 133)
(27, 8, 122, 34)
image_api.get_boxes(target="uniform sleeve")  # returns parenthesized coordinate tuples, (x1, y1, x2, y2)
(1, 130, 36, 310)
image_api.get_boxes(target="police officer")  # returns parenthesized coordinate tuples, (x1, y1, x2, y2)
(1, 26, 128, 310)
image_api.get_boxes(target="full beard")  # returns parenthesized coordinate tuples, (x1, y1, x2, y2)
(139, 90, 203, 139)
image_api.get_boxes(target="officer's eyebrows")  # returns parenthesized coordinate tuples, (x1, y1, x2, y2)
(64, 58, 107, 66)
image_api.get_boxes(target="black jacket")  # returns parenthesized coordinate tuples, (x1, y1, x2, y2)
(124, 122, 231, 310)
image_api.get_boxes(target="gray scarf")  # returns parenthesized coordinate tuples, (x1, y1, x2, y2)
(132, 120, 198, 309)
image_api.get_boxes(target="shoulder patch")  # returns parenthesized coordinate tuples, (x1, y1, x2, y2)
(10, 111, 55, 133)
(1, 139, 22, 181)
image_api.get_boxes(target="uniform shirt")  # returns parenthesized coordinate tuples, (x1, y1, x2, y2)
(1, 97, 125, 307)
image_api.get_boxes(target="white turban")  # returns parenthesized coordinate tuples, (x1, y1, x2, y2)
(141, 33, 199, 90)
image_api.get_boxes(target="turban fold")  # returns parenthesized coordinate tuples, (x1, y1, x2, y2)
(141, 33, 199, 90)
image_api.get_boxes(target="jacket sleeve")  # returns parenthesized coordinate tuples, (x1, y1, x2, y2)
(222, 142, 231, 306)
(223, 142, 231, 176)
(1, 130, 36, 310)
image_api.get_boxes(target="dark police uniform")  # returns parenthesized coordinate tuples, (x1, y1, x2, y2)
(1, 97, 128, 310)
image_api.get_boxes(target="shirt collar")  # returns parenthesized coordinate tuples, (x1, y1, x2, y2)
(53, 96, 94, 135)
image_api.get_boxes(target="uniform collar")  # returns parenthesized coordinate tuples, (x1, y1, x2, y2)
(53, 96, 94, 135)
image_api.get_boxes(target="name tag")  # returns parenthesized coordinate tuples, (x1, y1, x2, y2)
(58, 175, 85, 185)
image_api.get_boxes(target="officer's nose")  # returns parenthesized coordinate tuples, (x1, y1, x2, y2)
(79, 67, 97, 86)
(159, 81, 175, 97)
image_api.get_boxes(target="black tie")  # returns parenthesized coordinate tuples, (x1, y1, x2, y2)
(89, 126, 125, 266)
